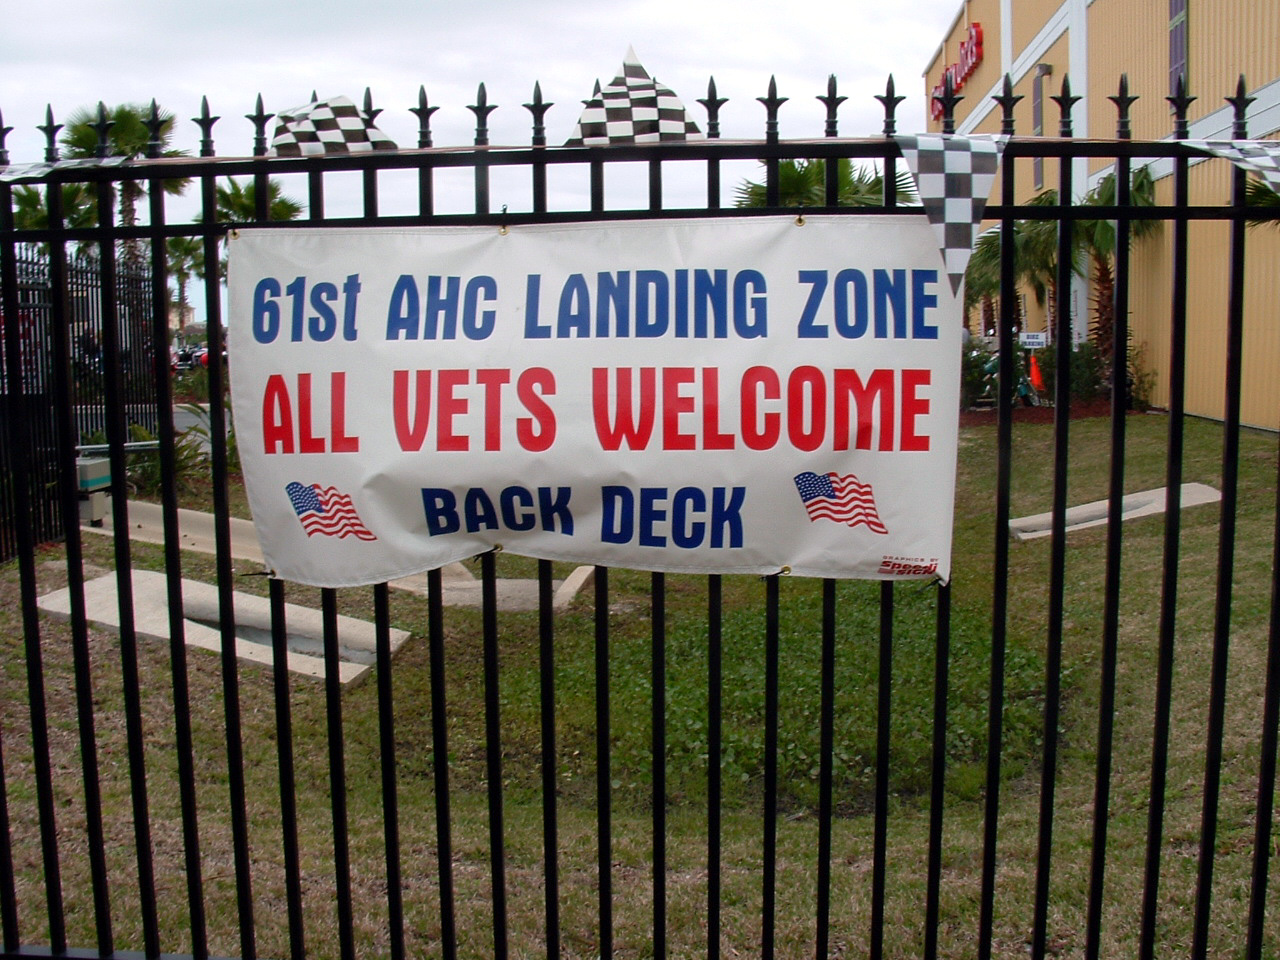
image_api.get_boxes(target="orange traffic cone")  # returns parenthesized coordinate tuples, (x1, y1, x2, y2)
(1029, 353, 1046, 393)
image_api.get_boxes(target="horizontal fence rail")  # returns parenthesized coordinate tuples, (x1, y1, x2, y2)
(0, 72, 1277, 960)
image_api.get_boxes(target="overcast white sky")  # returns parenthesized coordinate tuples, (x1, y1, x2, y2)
(1, 0, 965, 323)
(1, 0, 962, 159)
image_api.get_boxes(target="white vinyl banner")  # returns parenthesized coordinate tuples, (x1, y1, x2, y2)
(226, 216, 961, 587)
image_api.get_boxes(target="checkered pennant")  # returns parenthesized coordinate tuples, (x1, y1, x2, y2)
(894, 134, 1008, 297)
(1185, 139, 1280, 193)
(0, 157, 126, 183)
(566, 46, 704, 146)
(268, 95, 396, 157)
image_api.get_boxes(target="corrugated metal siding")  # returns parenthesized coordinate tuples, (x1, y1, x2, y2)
(1086, 0, 1168, 149)
(1189, 0, 1280, 127)
(1012, 0, 1070, 59)
(1127, 158, 1280, 429)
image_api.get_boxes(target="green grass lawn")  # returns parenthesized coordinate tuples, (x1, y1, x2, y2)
(0, 411, 1276, 958)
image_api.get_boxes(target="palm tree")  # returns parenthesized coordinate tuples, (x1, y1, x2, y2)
(962, 190, 1081, 338)
(1245, 177, 1280, 224)
(166, 236, 205, 318)
(1077, 166, 1159, 364)
(60, 102, 189, 263)
(212, 177, 305, 224)
(195, 177, 305, 283)
(734, 158, 916, 208)
(11, 183, 98, 252)
(964, 227, 1003, 335)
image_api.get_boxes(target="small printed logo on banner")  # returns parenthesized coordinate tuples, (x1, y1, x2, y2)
(286, 482, 377, 541)
(877, 555, 939, 576)
(793, 472, 889, 534)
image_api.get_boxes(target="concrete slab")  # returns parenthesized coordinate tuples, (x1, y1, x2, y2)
(80, 498, 592, 611)
(38, 570, 409, 685)
(1010, 482, 1221, 541)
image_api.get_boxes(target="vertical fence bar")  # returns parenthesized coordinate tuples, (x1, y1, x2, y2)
(924, 583, 953, 960)
(323, 588, 356, 960)
(595, 566, 613, 959)
(1140, 84, 1194, 960)
(0, 181, 65, 952)
(268, 580, 306, 960)
(47, 177, 115, 955)
(814, 578, 836, 960)
(97, 175, 162, 959)
(537, 560, 560, 960)
(147, 176, 208, 960)
(761, 574, 780, 960)
(1191, 86, 1251, 960)
(1086, 92, 1135, 959)
(870, 580, 894, 958)
(427, 568, 457, 959)
(308, 170, 325, 221)
(374, 582, 406, 960)
(412, 86, 437, 218)
(0, 713, 15, 952)
(481, 551, 509, 960)
(590, 156, 605, 216)
(651, 572, 667, 960)
(1245, 437, 1280, 960)
(706, 574, 723, 960)
(978, 128, 1018, 960)
(700, 77, 726, 210)
(201, 167, 257, 960)
(1031, 86, 1079, 960)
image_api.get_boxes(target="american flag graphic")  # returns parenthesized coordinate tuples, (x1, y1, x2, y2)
(794, 471, 889, 534)
(285, 481, 377, 541)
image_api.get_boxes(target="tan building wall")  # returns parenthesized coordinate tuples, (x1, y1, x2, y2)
(925, 0, 1280, 428)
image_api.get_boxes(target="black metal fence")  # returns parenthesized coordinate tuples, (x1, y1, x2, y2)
(0, 72, 1277, 960)
(0, 244, 154, 562)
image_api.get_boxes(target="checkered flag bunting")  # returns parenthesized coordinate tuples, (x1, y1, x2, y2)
(1185, 140, 1280, 193)
(268, 95, 396, 157)
(566, 46, 704, 146)
(894, 135, 1008, 297)
(0, 157, 126, 183)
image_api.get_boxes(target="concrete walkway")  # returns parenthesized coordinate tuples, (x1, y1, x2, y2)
(82, 498, 593, 612)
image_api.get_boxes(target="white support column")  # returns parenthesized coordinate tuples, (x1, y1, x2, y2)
(1068, 0, 1091, 343)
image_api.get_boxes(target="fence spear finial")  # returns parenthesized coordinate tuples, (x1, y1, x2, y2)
(144, 99, 165, 158)
(1109, 74, 1138, 139)
(757, 75, 787, 144)
(523, 81, 553, 147)
(0, 108, 11, 166)
(818, 74, 847, 138)
(91, 101, 113, 158)
(935, 70, 963, 134)
(362, 87, 383, 125)
(246, 94, 272, 157)
(992, 73, 1022, 135)
(1051, 75, 1082, 136)
(194, 96, 219, 157)
(697, 76, 727, 139)
(875, 75, 905, 137)
(38, 104, 62, 162)
(1226, 74, 1254, 138)
(1167, 73, 1195, 139)
(410, 86, 439, 148)
(469, 82, 497, 147)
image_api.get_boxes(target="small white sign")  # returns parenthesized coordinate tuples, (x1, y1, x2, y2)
(1019, 331, 1049, 349)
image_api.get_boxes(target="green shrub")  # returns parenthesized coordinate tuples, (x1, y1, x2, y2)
(1033, 341, 1107, 403)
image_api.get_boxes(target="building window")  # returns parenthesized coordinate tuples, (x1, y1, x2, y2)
(1169, 0, 1188, 95)
(1032, 64, 1052, 190)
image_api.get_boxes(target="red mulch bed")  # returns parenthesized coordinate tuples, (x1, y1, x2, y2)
(959, 399, 1122, 428)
